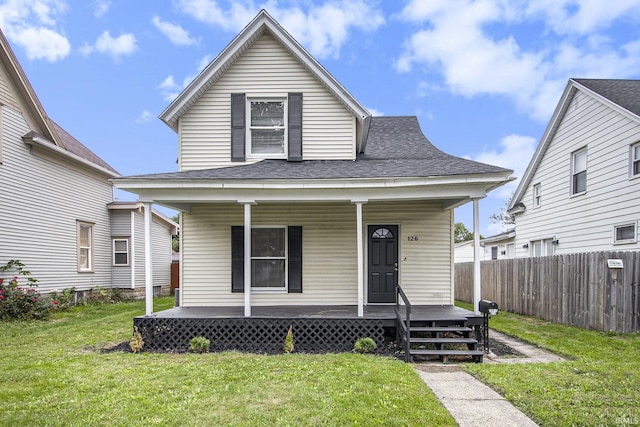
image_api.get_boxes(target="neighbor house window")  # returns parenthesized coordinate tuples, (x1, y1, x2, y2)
(572, 148, 587, 194)
(247, 99, 287, 158)
(631, 142, 640, 178)
(614, 223, 636, 244)
(491, 246, 498, 260)
(531, 239, 554, 257)
(533, 183, 541, 208)
(77, 221, 94, 272)
(251, 227, 286, 289)
(112, 238, 129, 266)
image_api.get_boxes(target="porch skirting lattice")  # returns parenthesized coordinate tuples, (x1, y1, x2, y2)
(134, 317, 385, 353)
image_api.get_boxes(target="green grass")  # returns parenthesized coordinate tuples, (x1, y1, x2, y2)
(457, 301, 640, 426)
(0, 298, 454, 426)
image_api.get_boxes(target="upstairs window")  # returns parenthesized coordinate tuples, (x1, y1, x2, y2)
(247, 99, 287, 158)
(533, 183, 541, 208)
(77, 221, 94, 272)
(614, 223, 636, 244)
(632, 142, 640, 178)
(571, 148, 587, 195)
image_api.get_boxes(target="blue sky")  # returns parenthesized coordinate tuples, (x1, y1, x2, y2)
(2, 0, 640, 235)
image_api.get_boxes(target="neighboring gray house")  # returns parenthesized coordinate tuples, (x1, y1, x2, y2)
(114, 10, 513, 317)
(108, 202, 178, 297)
(0, 29, 175, 295)
(508, 79, 640, 257)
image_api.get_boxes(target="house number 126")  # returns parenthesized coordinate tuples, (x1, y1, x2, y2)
(407, 235, 419, 241)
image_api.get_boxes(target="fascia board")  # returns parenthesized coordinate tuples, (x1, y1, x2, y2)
(24, 134, 120, 179)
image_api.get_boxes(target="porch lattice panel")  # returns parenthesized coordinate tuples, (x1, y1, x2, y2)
(134, 317, 385, 353)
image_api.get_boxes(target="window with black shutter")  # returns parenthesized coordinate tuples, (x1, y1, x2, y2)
(230, 226, 302, 293)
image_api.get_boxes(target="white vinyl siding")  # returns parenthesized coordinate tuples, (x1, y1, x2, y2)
(179, 33, 355, 170)
(181, 201, 452, 307)
(514, 89, 640, 256)
(0, 106, 113, 291)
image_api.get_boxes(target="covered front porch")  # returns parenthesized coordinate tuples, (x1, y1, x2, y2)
(134, 302, 484, 356)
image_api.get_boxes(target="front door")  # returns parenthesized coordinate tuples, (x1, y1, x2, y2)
(367, 225, 398, 303)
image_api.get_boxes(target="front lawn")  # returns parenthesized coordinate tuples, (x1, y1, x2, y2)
(457, 301, 640, 426)
(0, 298, 454, 426)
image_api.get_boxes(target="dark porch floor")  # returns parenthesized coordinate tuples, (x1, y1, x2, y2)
(144, 304, 483, 327)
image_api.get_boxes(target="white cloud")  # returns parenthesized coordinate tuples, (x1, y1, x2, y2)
(159, 75, 181, 101)
(175, 0, 384, 59)
(92, 0, 110, 18)
(82, 31, 137, 58)
(152, 16, 198, 46)
(366, 107, 383, 116)
(469, 134, 537, 200)
(396, 0, 640, 121)
(136, 110, 154, 124)
(159, 55, 213, 101)
(0, 0, 71, 61)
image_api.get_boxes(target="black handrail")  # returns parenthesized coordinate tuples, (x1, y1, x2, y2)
(395, 284, 412, 362)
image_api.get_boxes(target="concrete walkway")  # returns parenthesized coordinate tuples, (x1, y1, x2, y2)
(414, 330, 565, 426)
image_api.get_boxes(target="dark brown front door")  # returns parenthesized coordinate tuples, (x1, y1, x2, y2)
(367, 225, 398, 303)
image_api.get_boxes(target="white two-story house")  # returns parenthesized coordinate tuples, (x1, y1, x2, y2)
(115, 10, 512, 323)
(508, 79, 640, 257)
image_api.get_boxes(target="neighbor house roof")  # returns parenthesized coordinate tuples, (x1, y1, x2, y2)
(159, 9, 372, 152)
(0, 28, 119, 178)
(107, 202, 178, 235)
(119, 116, 511, 181)
(509, 78, 640, 213)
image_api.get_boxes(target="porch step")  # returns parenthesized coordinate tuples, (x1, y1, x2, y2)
(411, 349, 484, 363)
(410, 326, 473, 333)
(410, 337, 477, 344)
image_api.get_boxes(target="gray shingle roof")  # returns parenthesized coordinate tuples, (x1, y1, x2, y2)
(122, 116, 510, 181)
(50, 121, 119, 174)
(573, 79, 640, 118)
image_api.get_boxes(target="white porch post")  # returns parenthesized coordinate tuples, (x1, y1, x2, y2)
(355, 201, 365, 317)
(143, 202, 153, 316)
(243, 202, 252, 317)
(473, 198, 481, 315)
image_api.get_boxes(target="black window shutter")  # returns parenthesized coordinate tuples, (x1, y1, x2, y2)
(288, 93, 303, 161)
(231, 226, 244, 293)
(231, 93, 246, 162)
(288, 226, 303, 293)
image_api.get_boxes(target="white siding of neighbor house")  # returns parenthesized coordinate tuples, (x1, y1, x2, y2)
(181, 201, 452, 307)
(110, 210, 131, 287)
(126, 210, 172, 289)
(0, 105, 114, 292)
(514, 89, 640, 257)
(454, 241, 482, 263)
(179, 32, 355, 170)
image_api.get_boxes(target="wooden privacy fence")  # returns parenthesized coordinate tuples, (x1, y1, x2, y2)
(455, 251, 640, 333)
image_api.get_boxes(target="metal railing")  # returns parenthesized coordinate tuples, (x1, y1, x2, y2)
(395, 284, 412, 362)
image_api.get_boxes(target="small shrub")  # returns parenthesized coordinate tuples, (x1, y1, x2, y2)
(189, 336, 210, 353)
(82, 288, 130, 305)
(283, 325, 294, 353)
(48, 287, 76, 310)
(0, 260, 50, 320)
(130, 326, 144, 353)
(354, 337, 377, 354)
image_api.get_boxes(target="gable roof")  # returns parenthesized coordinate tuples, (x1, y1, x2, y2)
(0, 28, 119, 177)
(159, 9, 371, 151)
(118, 116, 511, 181)
(508, 78, 640, 212)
